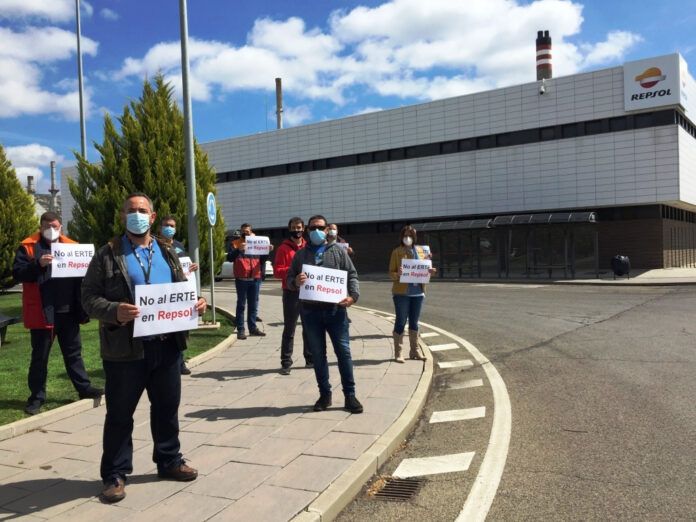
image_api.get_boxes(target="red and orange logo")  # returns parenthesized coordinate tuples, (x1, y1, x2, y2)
(634, 67, 666, 89)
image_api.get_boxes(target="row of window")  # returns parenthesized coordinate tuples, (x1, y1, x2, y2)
(662, 205, 696, 224)
(216, 109, 681, 184)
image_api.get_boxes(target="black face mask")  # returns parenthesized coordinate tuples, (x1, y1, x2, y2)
(290, 230, 303, 238)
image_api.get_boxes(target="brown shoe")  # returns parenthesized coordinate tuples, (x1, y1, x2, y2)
(158, 461, 198, 481)
(101, 477, 126, 503)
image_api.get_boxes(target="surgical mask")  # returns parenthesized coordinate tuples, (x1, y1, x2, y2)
(328, 229, 338, 237)
(402, 236, 413, 247)
(126, 212, 151, 236)
(290, 230, 303, 239)
(162, 226, 176, 239)
(42, 227, 60, 242)
(309, 229, 326, 245)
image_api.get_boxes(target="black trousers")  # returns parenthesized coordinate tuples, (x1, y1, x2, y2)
(28, 312, 91, 404)
(280, 289, 312, 368)
(100, 338, 183, 482)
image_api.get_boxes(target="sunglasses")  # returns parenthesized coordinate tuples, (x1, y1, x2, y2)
(308, 225, 326, 231)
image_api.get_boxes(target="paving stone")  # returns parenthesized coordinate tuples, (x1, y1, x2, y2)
(43, 414, 101, 434)
(2, 458, 93, 492)
(185, 462, 279, 500)
(48, 424, 105, 447)
(0, 443, 82, 470)
(0, 509, 43, 521)
(304, 431, 379, 460)
(0, 464, 24, 482)
(48, 498, 136, 521)
(268, 418, 341, 442)
(234, 437, 312, 467)
(266, 455, 352, 492)
(334, 412, 397, 435)
(369, 383, 415, 399)
(110, 475, 191, 512)
(379, 371, 421, 386)
(208, 484, 316, 522)
(360, 396, 408, 415)
(181, 416, 245, 435)
(0, 485, 32, 506)
(207, 425, 279, 449)
(3, 478, 98, 518)
(183, 444, 245, 476)
(134, 491, 231, 521)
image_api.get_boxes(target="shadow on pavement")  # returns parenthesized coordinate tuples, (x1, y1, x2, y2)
(350, 334, 391, 340)
(191, 368, 281, 381)
(185, 405, 310, 421)
(0, 478, 100, 518)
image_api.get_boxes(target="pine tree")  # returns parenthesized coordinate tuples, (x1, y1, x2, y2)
(68, 75, 226, 283)
(0, 144, 38, 289)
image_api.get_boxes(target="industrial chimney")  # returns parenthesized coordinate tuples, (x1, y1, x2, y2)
(536, 30, 552, 81)
(27, 175, 36, 195)
(49, 161, 59, 212)
(275, 77, 283, 130)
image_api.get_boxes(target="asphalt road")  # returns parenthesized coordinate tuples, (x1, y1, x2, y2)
(333, 282, 696, 521)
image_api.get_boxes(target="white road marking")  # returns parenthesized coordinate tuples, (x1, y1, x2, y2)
(471, 283, 546, 289)
(429, 343, 460, 352)
(438, 360, 473, 369)
(448, 379, 484, 390)
(393, 452, 475, 479)
(430, 407, 486, 424)
(420, 332, 439, 338)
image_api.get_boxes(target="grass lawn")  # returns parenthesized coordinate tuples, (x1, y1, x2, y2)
(0, 292, 233, 426)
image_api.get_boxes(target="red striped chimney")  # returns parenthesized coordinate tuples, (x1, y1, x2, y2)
(536, 30, 552, 81)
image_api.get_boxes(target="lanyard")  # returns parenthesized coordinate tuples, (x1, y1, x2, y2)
(128, 238, 155, 284)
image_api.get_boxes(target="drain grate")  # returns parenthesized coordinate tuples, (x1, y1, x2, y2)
(373, 477, 425, 502)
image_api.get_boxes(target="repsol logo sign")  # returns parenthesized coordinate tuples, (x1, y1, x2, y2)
(631, 88, 672, 101)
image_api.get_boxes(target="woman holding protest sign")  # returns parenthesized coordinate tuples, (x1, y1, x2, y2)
(388, 226, 436, 362)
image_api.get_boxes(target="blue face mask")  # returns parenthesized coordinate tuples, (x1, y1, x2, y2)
(162, 226, 176, 239)
(309, 229, 326, 245)
(126, 212, 151, 236)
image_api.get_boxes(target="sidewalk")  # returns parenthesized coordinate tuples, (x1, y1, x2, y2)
(0, 291, 430, 521)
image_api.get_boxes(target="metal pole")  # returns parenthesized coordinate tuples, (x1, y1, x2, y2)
(179, 0, 200, 294)
(275, 77, 283, 129)
(209, 226, 216, 324)
(75, 0, 87, 159)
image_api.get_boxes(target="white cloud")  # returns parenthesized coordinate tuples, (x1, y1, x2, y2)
(5, 144, 65, 192)
(0, 0, 74, 22)
(100, 8, 119, 21)
(113, 0, 641, 107)
(0, 26, 97, 119)
(282, 105, 312, 127)
(353, 106, 384, 116)
(81, 1, 93, 18)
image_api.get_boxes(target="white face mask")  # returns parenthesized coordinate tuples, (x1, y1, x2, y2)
(328, 229, 338, 237)
(402, 236, 413, 247)
(42, 227, 60, 242)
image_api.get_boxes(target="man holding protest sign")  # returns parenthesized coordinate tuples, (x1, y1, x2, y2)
(227, 223, 272, 340)
(287, 215, 363, 414)
(81, 193, 207, 503)
(158, 215, 198, 375)
(327, 223, 354, 256)
(12, 211, 102, 416)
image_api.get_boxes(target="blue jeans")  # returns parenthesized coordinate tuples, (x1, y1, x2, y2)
(101, 338, 183, 482)
(392, 295, 424, 334)
(235, 279, 260, 332)
(301, 306, 355, 397)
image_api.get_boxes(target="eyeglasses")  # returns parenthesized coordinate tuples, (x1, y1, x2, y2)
(308, 225, 326, 231)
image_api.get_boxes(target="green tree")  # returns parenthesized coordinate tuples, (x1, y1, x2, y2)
(0, 144, 38, 289)
(68, 75, 226, 283)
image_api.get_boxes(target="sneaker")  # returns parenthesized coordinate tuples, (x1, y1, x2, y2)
(158, 461, 198, 481)
(237, 331, 247, 340)
(279, 367, 291, 375)
(78, 386, 104, 399)
(24, 400, 41, 416)
(101, 476, 126, 503)
(344, 395, 363, 414)
(313, 393, 332, 411)
(249, 329, 266, 337)
(180, 364, 192, 376)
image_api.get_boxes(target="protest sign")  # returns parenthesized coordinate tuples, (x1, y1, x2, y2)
(416, 244, 431, 257)
(178, 256, 195, 281)
(400, 258, 432, 284)
(335, 242, 350, 251)
(51, 243, 94, 278)
(133, 281, 199, 337)
(245, 236, 271, 255)
(299, 264, 348, 304)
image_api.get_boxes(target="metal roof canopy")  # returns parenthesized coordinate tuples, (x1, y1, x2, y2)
(414, 211, 596, 231)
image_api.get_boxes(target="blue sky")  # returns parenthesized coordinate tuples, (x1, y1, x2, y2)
(1, 0, 694, 191)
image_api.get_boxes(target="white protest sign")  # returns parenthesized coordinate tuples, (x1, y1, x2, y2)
(51, 243, 95, 278)
(299, 264, 348, 304)
(244, 236, 271, 255)
(335, 242, 350, 251)
(133, 281, 199, 338)
(400, 258, 432, 284)
(178, 256, 195, 281)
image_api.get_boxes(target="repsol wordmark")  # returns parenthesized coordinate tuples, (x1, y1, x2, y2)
(631, 88, 671, 101)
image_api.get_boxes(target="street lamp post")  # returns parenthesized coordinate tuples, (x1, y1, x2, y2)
(178, 0, 201, 294)
(75, 0, 87, 159)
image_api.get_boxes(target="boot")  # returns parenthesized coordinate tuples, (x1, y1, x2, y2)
(408, 330, 426, 360)
(392, 332, 405, 363)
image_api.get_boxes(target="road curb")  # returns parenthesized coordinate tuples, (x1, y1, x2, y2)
(0, 307, 236, 442)
(291, 306, 434, 522)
